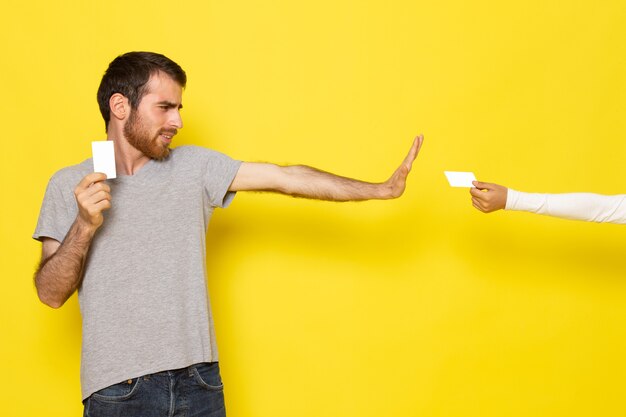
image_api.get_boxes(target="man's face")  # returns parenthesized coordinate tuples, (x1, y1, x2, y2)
(124, 72, 184, 160)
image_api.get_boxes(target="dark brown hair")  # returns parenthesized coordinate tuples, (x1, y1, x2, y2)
(97, 52, 187, 131)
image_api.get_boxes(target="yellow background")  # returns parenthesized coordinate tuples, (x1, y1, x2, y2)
(2, 1, 626, 416)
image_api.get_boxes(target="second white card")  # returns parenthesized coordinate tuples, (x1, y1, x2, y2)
(444, 171, 477, 187)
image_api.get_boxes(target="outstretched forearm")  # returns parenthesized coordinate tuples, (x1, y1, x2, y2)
(35, 221, 96, 308)
(241, 163, 394, 201)
(285, 165, 395, 200)
(506, 189, 626, 224)
(229, 135, 423, 201)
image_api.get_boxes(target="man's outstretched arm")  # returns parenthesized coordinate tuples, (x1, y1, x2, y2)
(229, 135, 423, 201)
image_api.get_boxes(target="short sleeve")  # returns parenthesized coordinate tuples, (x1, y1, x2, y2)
(203, 150, 242, 208)
(33, 176, 75, 242)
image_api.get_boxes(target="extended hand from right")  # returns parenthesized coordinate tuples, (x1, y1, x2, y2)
(470, 181, 508, 213)
(74, 173, 112, 231)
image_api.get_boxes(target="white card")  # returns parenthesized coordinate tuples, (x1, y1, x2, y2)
(92, 141, 117, 179)
(444, 171, 476, 187)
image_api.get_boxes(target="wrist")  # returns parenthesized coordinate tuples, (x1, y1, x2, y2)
(74, 217, 99, 238)
(380, 180, 401, 200)
(503, 188, 516, 210)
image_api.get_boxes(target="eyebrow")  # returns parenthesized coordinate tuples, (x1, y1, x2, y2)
(157, 101, 183, 110)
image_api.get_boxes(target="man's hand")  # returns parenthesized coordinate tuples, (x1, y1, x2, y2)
(75, 172, 112, 232)
(229, 135, 424, 201)
(470, 181, 508, 213)
(381, 134, 423, 199)
(34, 172, 112, 308)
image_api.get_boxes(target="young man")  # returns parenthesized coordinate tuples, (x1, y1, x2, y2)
(470, 181, 626, 224)
(33, 51, 424, 416)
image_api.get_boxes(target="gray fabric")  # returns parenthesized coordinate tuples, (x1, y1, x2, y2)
(33, 145, 242, 400)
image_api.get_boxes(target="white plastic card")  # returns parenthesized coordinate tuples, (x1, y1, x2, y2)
(92, 141, 117, 179)
(444, 171, 476, 187)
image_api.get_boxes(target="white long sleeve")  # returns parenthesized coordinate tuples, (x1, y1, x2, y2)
(505, 189, 626, 224)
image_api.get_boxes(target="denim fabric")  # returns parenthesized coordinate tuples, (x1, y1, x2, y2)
(83, 362, 225, 417)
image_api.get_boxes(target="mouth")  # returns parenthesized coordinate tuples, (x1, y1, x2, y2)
(159, 131, 177, 145)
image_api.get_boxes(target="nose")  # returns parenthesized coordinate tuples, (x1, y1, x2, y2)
(170, 110, 183, 129)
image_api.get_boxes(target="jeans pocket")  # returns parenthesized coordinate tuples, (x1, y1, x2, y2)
(191, 363, 224, 391)
(90, 377, 142, 402)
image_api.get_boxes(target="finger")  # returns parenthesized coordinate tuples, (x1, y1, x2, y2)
(94, 199, 112, 212)
(79, 195, 111, 215)
(79, 182, 110, 200)
(402, 134, 423, 171)
(470, 189, 489, 202)
(85, 190, 112, 205)
(472, 201, 486, 213)
(77, 172, 108, 191)
(88, 181, 111, 196)
(83, 201, 111, 221)
(472, 196, 491, 209)
(413, 134, 424, 155)
(91, 182, 111, 193)
(469, 187, 484, 198)
(472, 180, 495, 190)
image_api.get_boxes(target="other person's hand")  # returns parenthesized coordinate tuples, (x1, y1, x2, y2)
(470, 181, 507, 213)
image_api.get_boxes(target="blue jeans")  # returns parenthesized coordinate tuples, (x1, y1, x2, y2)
(83, 362, 226, 417)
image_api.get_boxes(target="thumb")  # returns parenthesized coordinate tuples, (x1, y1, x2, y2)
(472, 180, 495, 190)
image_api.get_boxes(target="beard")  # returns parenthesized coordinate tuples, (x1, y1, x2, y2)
(123, 109, 173, 161)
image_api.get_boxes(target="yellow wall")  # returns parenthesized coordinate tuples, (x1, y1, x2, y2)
(2, 1, 626, 416)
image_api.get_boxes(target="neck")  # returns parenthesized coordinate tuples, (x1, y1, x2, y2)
(106, 126, 151, 176)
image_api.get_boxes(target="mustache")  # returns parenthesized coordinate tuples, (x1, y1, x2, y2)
(159, 129, 178, 136)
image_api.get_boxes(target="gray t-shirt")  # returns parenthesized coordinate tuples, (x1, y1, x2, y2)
(33, 145, 242, 400)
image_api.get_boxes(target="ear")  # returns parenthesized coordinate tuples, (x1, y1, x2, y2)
(109, 93, 130, 121)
